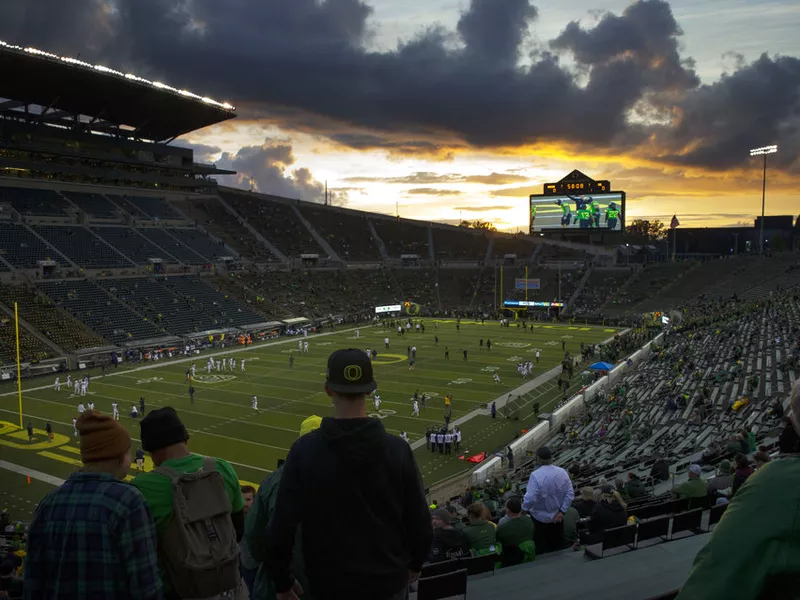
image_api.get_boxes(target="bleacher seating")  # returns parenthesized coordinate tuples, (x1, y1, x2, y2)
(607, 262, 694, 312)
(222, 192, 323, 258)
(161, 228, 228, 263)
(61, 191, 119, 218)
(183, 195, 274, 261)
(35, 225, 132, 268)
(0, 285, 109, 351)
(571, 268, 633, 316)
(0, 222, 70, 269)
(37, 279, 165, 344)
(91, 227, 175, 264)
(395, 268, 438, 308)
(0, 186, 68, 217)
(491, 236, 537, 259)
(436, 268, 480, 311)
(0, 315, 52, 365)
(371, 218, 429, 258)
(432, 227, 487, 262)
(97, 276, 263, 335)
(108, 195, 182, 220)
(297, 204, 381, 261)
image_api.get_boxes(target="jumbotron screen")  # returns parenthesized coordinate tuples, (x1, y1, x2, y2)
(529, 192, 625, 233)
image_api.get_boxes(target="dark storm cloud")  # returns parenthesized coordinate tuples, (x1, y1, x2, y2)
(0, 0, 797, 172)
(171, 142, 222, 163)
(216, 143, 345, 205)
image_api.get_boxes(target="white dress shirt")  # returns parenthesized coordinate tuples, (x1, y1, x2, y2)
(522, 464, 575, 522)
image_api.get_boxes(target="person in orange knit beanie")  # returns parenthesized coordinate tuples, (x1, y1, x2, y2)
(24, 410, 164, 599)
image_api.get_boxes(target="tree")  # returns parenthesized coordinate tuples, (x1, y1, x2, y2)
(459, 220, 497, 232)
(627, 219, 667, 242)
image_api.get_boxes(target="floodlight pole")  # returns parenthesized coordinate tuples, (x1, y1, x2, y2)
(760, 153, 767, 255)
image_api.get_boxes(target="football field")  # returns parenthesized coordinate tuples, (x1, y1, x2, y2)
(0, 318, 619, 519)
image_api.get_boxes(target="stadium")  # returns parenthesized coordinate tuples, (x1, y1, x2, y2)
(0, 37, 798, 600)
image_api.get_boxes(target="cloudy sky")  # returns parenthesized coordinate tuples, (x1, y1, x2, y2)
(3, 0, 799, 231)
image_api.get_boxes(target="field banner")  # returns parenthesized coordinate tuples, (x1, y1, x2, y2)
(514, 278, 541, 290)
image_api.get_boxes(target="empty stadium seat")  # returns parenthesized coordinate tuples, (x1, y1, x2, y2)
(0, 223, 70, 269)
(585, 524, 636, 559)
(0, 186, 68, 216)
(35, 225, 132, 268)
(417, 568, 468, 600)
(108, 194, 181, 220)
(61, 191, 118, 218)
(91, 227, 175, 264)
(371, 217, 429, 258)
(297, 204, 381, 261)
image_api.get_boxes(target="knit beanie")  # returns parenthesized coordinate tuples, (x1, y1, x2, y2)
(77, 410, 131, 463)
(140, 407, 189, 452)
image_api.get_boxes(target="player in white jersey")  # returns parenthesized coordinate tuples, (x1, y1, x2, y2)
(400, 431, 409, 443)
(355, 328, 360, 339)
(494, 372, 502, 384)
(298, 340, 303, 351)
(374, 394, 381, 411)
(77, 403, 86, 414)
(384, 337, 389, 348)
(72, 418, 78, 436)
(365, 348, 371, 359)
(303, 341, 309, 353)
(240, 359, 246, 372)
(54, 377, 60, 392)
(131, 404, 139, 418)
(216, 359, 222, 371)
(73, 380, 80, 395)
(229, 358, 235, 370)
(252, 396, 258, 410)
(191, 363, 196, 377)
(66, 374, 72, 388)
(87, 401, 95, 410)
(207, 359, 213, 373)
(112, 402, 119, 420)
(412, 400, 419, 417)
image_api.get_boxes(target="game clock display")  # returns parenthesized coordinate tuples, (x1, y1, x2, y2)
(529, 192, 625, 233)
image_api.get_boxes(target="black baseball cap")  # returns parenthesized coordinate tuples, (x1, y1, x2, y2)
(326, 349, 377, 394)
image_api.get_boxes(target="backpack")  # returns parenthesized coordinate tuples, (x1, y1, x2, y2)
(155, 457, 240, 598)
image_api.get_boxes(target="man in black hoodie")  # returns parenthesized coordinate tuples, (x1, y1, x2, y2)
(266, 349, 433, 600)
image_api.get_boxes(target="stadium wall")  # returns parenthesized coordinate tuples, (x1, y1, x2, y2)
(471, 331, 665, 485)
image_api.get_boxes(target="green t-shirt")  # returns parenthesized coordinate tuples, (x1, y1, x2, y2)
(496, 515, 534, 548)
(464, 520, 497, 552)
(132, 453, 245, 535)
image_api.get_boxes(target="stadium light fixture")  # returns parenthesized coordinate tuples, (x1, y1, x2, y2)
(749, 144, 778, 255)
(0, 39, 235, 111)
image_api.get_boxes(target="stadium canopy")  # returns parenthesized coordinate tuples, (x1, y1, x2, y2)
(0, 41, 235, 141)
(588, 361, 615, 371)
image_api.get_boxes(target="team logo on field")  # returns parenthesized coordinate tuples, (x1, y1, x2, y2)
(545, 341, 558, 346)
(316, 342, 333, 346)
(561, 335, 573, 339)
(368, 409, 396, 420)
(423, 392, 440, 398)
(193, 374, 237, 384)
(449, 378, 472, 385)
(68, 391, 96, 398)
(507, 356, 523, 362)
(135, 377, 163, 385)
(480, 366, 499, 372)
(495, 342, 531, 349)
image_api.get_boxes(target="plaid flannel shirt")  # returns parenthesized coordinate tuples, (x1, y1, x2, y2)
(24, 471, 163, 600)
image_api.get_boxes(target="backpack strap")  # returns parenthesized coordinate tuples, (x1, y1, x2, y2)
(202, 456, 217, 474)
(154, 465, 183, 483)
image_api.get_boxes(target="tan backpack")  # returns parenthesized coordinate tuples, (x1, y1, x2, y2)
(155, 457, 240, 598)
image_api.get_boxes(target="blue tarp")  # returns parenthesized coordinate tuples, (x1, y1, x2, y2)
(589, 361, 614, 371)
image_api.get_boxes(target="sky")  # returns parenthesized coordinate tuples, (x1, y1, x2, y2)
(1, 0, 799, 231)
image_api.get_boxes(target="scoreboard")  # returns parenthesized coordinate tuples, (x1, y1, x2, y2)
(530, 170, 625, 234)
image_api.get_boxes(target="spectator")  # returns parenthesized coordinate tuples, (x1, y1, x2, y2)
(753, 451, 771, 470)
(673, 465, 708, 499)
(522, 446, 574, 554)
(589, 486, 628, 534)
(625, 472, 647, 499)
(706, 460, 734, 496)
(464, 502, 497, 554)
(495, 498, 534, 551)
(731, 453, 754, 497)
(446, 505, 465, 531)
(133, 407, 246, 599)
(650, 457, 670, 482)
(246, 415, 322, 600)
(562, 505, 581, 549)
(572, 487, 596, 518)
(429, 509, 470, 563)
(25, 411, 162, 599)
(239, 485, 258, 597)
(265, 349, 432, 600)
(676, 382, 800, 600)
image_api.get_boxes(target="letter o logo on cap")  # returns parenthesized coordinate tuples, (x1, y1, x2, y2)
(343, 365, 362, 381)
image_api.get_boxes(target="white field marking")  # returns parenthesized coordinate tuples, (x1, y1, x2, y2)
(0, 408, 273, 475)
(0, 324, 370, 399)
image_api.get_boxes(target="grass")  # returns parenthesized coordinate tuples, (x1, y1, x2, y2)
(0, 318, 618, 520)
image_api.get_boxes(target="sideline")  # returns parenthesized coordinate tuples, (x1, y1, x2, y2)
(0, 459, 64, 487)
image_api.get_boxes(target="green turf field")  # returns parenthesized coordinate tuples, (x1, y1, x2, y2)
(0, 318, 618, 520)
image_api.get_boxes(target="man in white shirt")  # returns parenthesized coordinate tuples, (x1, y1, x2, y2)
(522, 446, 574, 554)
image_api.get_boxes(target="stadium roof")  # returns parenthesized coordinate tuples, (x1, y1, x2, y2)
(0, 40, 235, 141)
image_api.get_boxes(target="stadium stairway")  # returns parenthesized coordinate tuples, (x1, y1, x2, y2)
(290, 203, 342, 262)
(366, 218, 390, 260)
(215, 191, 287, 262)
(563, 265, 593, 315)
